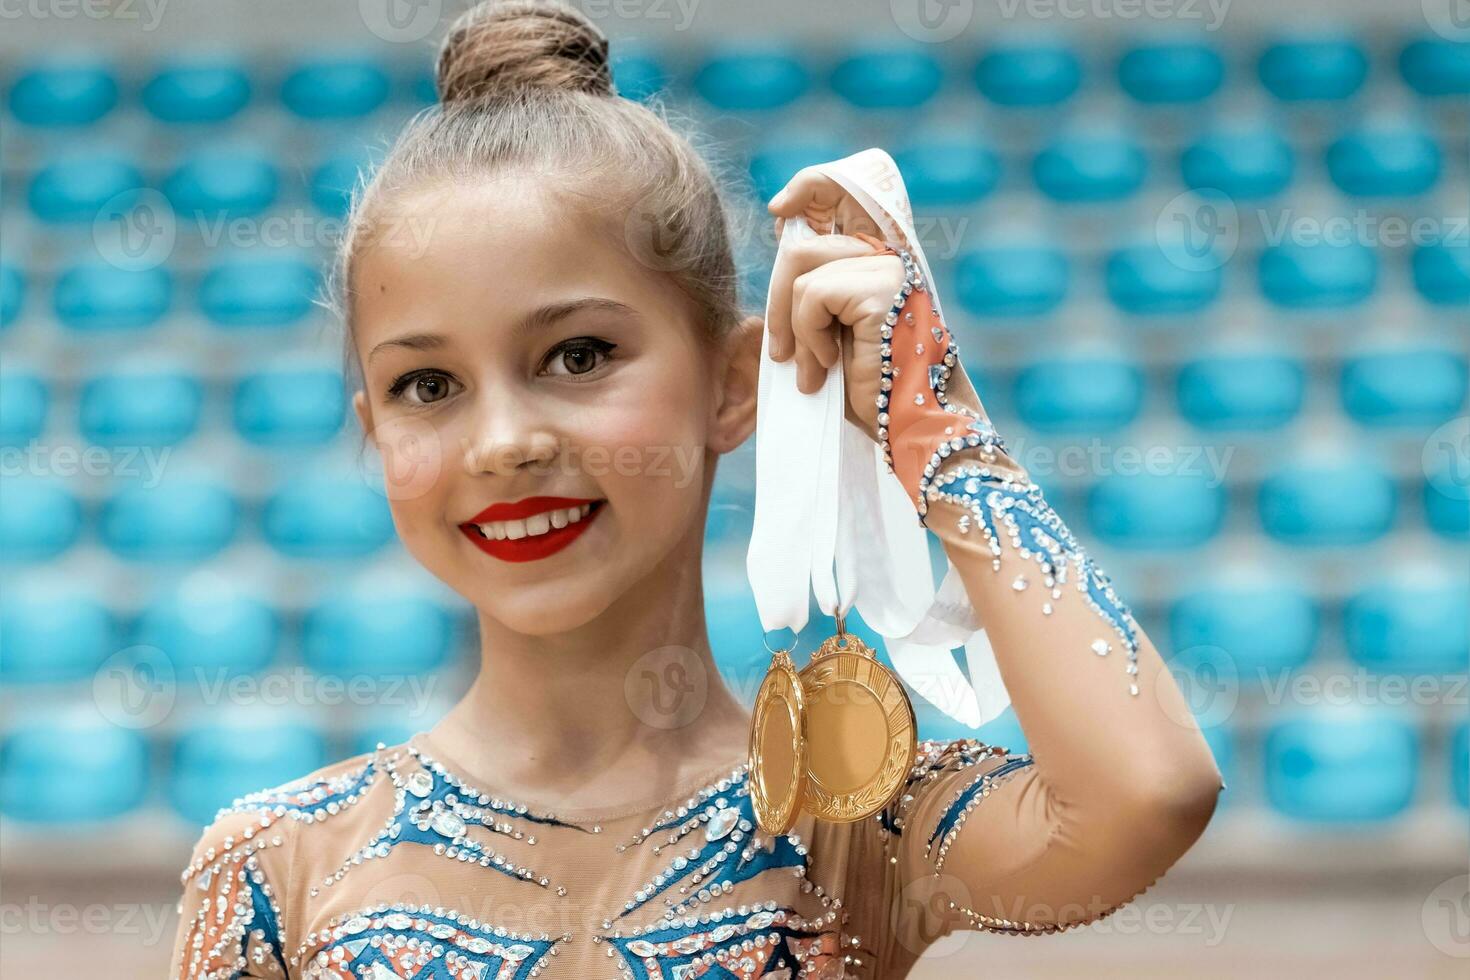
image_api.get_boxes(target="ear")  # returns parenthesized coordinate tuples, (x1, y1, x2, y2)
(708, 313, 764, 455)
(352, 389, 374, 445)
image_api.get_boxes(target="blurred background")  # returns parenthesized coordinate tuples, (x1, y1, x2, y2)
(1, 0, 1466, 976)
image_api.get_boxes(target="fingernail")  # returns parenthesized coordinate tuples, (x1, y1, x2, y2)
(768, 190, 786, 209)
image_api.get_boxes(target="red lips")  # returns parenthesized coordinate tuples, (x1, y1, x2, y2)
(459, 496, 605, 563)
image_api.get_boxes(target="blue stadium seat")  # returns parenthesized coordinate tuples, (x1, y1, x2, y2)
(0, 264, 22, 328)
(0, 371, 47, 445)
(1326, 126, 1440, 197)
(1086, 472, 1225, 550)
(261, 474, 395, 558)
(1177, 353, 1305, 431)
(54, 264, 172, 331)
(609, 48, 668, 103)
(694, 46, 809, 110)
(1258, 241, 1377, 309)
(0, 478, 80, 562)
(1454, 720, 1468, 809)
(99, 478, 239, 562)
(1344, 574, 1469, 675)
(142, 60, 252, 123)
(1181, 125, 1294, 199)
(1105, 242, 1222, 315)
(135, 581, 280, 680)
(955, 245, 1069, 317)
(309, 151, 370, 218)
(1341, 348, 1467, 428)
(1265, 709, 1418, 822)
(80, 370, 203, 447)
(1033, 131, 1147, 202)
(831, 46, 943, 109)
(234, 367, 347, 446)
(8, 59, 118, 126)
(1424, 469, 1469, 540)
(1118, 42, 1224, 104)
(1170, 582, 1318, 675)
(164, 148, 279, 218)
(0, 588, 116, 684)
(29, 152, 144, 223)
(1257, 37, 1368, 100)
(1258, 458, 1395, 546)
(303, 590, 455, 677)
(199, 256, 318, 328)
(749, 137, 853, 203)
(1399, 38, 1470, 97)
(170, 718, 328, 825)
(1014, 356, 1143, 433)
(893, 137, 1000, 206)
(1412, 239, 1470, 306)
(973, 42, 1081, 106)
(1, 718, 148, 823)
(280, 56, 391, 119)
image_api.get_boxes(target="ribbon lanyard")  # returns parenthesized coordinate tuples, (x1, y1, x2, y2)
(745, 148, 1013, 728)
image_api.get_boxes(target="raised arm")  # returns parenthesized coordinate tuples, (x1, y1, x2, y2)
(877, 239, 1224, 940)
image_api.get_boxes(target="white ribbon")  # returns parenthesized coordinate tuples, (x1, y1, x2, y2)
(745, 148, 1013, 728)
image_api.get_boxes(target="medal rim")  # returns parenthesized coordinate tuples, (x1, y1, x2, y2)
(749, 649, 808, 836)
(797, 636, 917, 824)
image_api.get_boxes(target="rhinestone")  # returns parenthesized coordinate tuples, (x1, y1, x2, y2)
(405, 771, 433, 798)
(705, 805, 739, 842)
(431, 809, 467, 838)
(1091, 639, 1111, 656)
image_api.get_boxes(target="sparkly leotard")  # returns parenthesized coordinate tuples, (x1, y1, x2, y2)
(169, 240, 1224, 980)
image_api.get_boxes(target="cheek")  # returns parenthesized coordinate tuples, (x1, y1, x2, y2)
(369, 415, 449, 506)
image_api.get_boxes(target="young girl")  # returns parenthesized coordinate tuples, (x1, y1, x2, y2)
(169, 2, 1222, 977)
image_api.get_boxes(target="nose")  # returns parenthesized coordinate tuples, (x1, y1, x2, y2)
(460, 396, 560, 476)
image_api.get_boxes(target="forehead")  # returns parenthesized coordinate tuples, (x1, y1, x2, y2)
(352, 175, 684, 339)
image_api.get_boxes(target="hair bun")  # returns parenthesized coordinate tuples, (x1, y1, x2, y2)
(436, 0, 614, 104)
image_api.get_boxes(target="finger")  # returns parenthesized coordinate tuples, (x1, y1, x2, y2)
(765, 234, 883, 363)
(768, 166, 848, 218)
(791, 268, 842, 372)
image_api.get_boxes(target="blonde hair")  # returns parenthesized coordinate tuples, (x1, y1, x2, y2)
(331, 0, 752, 393)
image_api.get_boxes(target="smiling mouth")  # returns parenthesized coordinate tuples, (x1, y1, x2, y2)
(458, 500, 606, 563)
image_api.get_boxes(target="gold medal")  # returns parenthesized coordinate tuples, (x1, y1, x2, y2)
(797, 615, 916, 823)
(749, 642, 809, 836)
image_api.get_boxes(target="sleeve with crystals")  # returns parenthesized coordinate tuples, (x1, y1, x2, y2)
(169, 808, 292, 979)
(867, 238, 1225, 941)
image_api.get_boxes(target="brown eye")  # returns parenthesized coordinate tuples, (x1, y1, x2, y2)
(412, 376, 449, 402)
(543, 338, 616, 378)
(386, 370, 459, 405)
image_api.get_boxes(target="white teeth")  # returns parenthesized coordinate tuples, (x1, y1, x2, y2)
(477, 502, 595, 541)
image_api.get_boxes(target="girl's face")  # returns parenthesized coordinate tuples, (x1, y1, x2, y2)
(351, 176, 757, 634)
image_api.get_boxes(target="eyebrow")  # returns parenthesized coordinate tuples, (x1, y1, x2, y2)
(367, 297, 640, 364)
